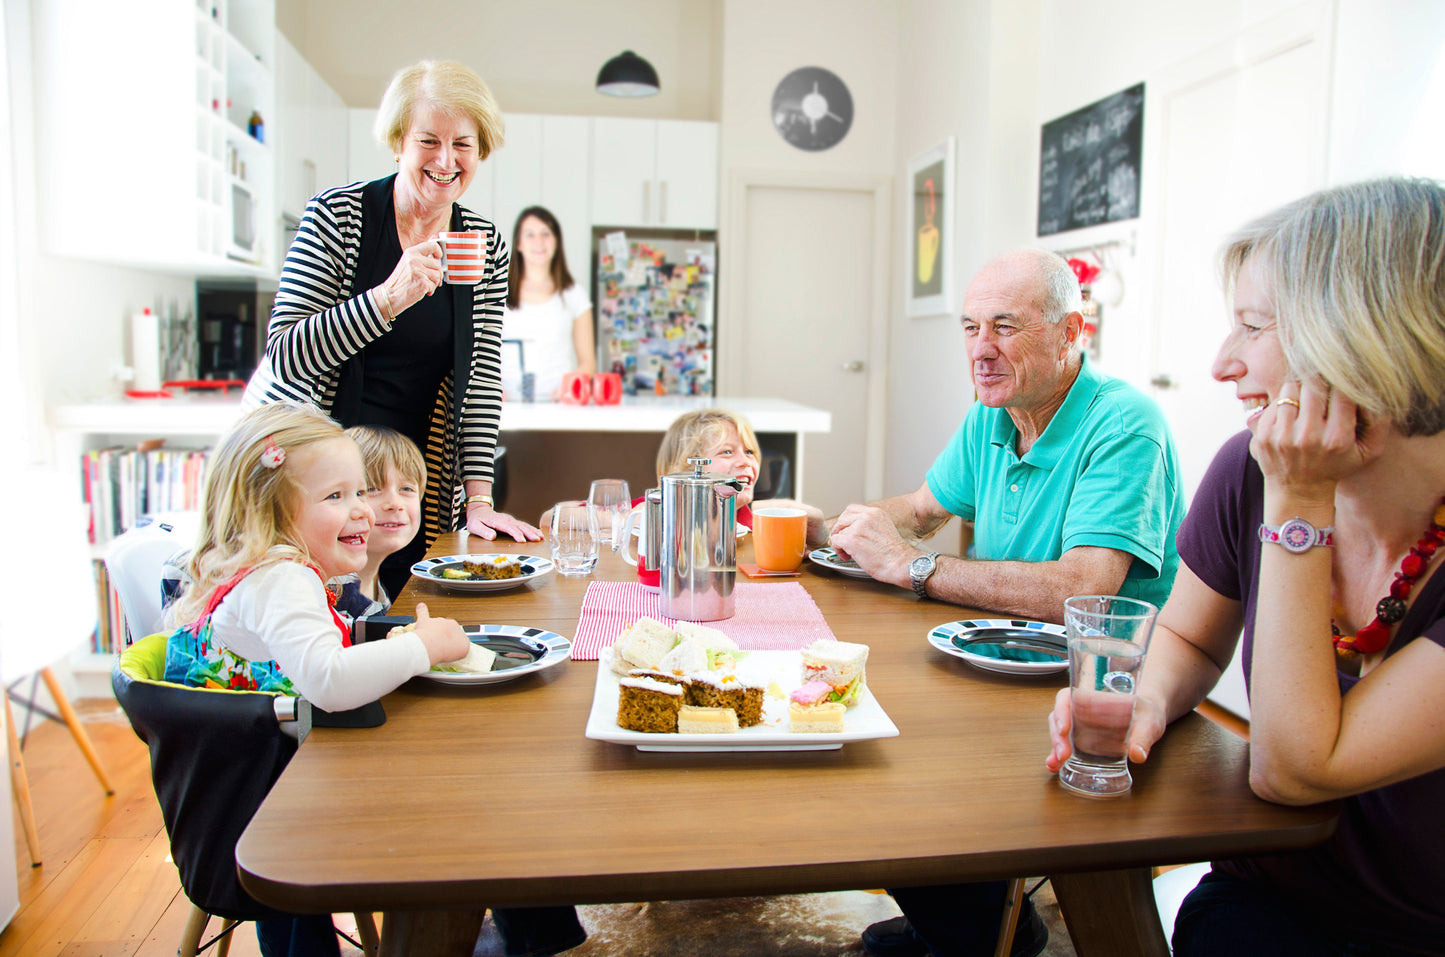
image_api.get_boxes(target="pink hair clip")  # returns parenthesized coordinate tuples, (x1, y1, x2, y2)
(259, 435, 286, 469)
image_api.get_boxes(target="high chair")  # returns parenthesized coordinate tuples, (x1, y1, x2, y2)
(113, 635, 379, 956)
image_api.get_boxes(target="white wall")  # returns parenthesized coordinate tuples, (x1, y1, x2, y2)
(277, 0, 722, 119)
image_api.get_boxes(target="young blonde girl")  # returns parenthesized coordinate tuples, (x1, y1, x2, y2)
(346, 425, 426, 604)
(164, 402, 469, 712)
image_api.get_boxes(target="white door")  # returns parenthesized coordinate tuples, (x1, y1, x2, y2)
(655, 120, 719, 229)
(590, 117, 656, 226)
(1147, 3, 1333, 498)
(1145, 3, 1333, 720)
(734, 180, 887, 514)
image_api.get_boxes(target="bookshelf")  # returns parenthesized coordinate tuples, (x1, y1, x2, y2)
(50, 397, 244, 696)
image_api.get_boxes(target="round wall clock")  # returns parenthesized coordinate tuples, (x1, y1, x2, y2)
(771, 66, 853, 151)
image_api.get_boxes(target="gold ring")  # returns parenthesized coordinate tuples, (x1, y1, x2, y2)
(1275, 397, 1301, 409)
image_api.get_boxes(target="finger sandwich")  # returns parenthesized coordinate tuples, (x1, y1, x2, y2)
(800, 639, 869, 707)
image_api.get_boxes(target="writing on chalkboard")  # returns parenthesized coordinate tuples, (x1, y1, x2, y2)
(1038, 83, 1144, 237)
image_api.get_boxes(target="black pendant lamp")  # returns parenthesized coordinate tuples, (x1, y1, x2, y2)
(596, 50, 660, 97)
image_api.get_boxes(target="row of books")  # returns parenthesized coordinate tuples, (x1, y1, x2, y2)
(83, 446, 212, 545)
(91, 560, 130, 654)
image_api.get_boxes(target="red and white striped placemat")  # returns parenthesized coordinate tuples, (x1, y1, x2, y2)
(570, 581, 836, 660)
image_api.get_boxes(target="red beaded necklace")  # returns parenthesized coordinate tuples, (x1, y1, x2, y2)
(1332, 496, 1445, 658)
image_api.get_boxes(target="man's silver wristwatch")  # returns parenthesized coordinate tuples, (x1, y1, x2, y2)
(909, 551, 941, 598)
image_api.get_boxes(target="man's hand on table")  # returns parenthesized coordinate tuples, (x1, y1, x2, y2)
(828, 504, 921, 588)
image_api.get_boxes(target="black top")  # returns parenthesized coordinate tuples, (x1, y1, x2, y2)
(331, 180, 455, 456)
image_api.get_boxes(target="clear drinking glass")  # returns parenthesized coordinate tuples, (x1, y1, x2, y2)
(548, 501, 599, 576)
(587, 479, 631, 549)
(1059, 595, 1159, 798)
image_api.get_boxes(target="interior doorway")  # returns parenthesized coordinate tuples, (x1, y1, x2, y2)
(723, 171, 890, 515)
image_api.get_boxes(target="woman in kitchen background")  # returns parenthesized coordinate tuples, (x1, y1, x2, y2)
(243, 58, 542, 604)
(500, 206, 596, 401)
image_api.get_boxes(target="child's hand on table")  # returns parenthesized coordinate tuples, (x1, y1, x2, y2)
(409, 602, 472, 666)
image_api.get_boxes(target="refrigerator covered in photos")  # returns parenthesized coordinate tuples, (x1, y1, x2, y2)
(594, 230, 716, 396)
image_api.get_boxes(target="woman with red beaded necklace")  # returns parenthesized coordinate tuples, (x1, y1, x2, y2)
(1047, 178, 1445, 956)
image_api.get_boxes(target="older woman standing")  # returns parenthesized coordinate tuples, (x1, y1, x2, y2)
(1048, 178, 1445, 955)
(244, 60, 540, 598)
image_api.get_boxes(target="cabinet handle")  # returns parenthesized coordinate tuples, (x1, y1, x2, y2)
(659, 181, 667, 223)
(642, 182, 651, 223)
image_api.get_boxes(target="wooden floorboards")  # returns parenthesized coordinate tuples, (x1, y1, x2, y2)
(0, 699, 364, 957)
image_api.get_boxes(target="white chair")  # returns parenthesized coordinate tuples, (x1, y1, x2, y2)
(1153, 861, 1210, 952)
(1, 469, 120, 866)
(104, 511, 200, 640)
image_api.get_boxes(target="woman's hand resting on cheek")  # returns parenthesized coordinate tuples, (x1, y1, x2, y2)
(1045, 687, 1169, 773)
(1250, 379, 1388, 500)
(411, 602, 472, 666)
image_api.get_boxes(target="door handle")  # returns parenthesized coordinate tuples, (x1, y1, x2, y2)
(642, 182, 651, 223)
(659, 181, 667, 223)
(1150, 374, 1174, 389)
(841, 360, 865, 373)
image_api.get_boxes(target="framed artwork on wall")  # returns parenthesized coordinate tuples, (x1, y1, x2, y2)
(906, 137, 955, 318)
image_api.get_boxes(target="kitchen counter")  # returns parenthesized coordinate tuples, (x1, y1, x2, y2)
(50, 394, 830, 435)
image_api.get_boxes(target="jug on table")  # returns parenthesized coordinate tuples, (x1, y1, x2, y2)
(659, 457, 742, 622)
(619, 488, 662, 592)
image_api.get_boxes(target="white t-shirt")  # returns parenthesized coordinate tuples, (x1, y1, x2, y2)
(500, 285, 592, 400)
(208, 562, 430, 712)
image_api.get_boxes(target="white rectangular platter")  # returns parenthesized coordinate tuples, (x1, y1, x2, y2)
(584, 649, 899, 752)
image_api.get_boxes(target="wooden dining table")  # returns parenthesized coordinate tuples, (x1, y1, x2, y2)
(236, 532, 1336, 957)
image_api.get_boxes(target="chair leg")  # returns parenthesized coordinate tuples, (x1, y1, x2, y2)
(353, 912, 381, 956)
(179, 904, 209, 957)
(214, 920, 238, 957)
(4, 693, 41, 866)
(39, 667, 115, 795)
(993, 877, 1028, 957)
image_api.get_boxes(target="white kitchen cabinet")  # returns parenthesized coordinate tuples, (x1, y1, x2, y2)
(274, 31, 347, 219)
(32, 0, 276, 276)
(590, 118, 718, 229)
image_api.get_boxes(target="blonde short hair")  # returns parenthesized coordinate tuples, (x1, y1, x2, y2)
(1221, 177, 1445, 436)
(169, 402, 345, 625)
(346, 425, 427, 494)
(374, 60, 504, 160)
(655, 409, 761, 478)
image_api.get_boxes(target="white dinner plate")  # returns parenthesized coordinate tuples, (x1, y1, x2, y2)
(927, 619, 1069, 676)
(807, 547, 871, 579)
(584, 650, 899, 752)
(410, 554, 554, 593)
(420, 624, 572, 685)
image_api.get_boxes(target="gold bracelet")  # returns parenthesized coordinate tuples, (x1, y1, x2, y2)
(466, 494, 494, 508)
(374, 285, 394, 322)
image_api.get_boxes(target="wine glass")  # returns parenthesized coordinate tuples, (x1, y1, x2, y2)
(587, 479, 631, 550)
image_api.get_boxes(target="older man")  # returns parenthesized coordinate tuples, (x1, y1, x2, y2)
(831, 246, 1183, 623)
(841, 248, 1185, 957)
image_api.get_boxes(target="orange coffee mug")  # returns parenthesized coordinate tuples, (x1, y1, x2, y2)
(752, 507, 808, 572)
(437, 231, 486, 284)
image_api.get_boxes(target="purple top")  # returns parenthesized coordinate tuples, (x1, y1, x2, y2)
(1178, 431, 1445, 951)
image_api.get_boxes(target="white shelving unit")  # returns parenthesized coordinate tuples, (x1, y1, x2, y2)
(51, 397, 245, 697)
(34, 0, 276, 276)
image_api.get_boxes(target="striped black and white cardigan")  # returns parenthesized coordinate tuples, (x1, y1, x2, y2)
(243, 176, 508, 538)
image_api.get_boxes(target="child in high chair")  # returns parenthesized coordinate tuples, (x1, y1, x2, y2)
(164, 402, 471, 712)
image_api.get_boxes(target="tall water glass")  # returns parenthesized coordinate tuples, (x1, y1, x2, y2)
(548, 501, 599, 576)
(1059, 595, 1159, 798)
(588, 479, 631, 549)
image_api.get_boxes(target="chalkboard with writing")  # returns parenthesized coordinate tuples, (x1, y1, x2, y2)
(1037, 83, 1144, 237)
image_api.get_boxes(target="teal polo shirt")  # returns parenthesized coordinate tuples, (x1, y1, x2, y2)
(925, 354, 1185, 609)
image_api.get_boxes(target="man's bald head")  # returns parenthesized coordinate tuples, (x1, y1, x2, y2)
(969, 248, 1083, 325)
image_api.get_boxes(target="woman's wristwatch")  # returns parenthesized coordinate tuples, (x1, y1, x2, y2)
(466, 494, 495, 509)
(1258, 517, 1334, 553)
